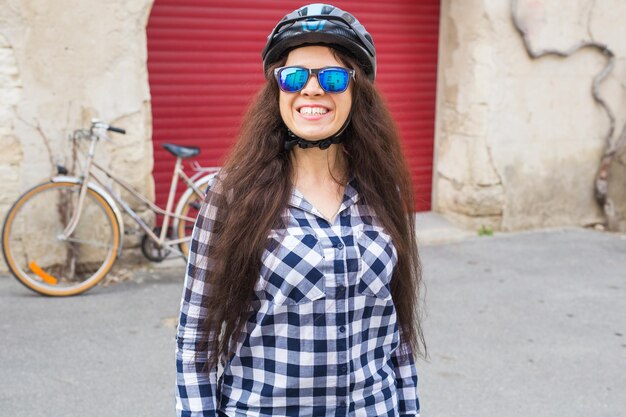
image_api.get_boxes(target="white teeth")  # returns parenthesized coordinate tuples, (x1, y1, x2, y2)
(299, 107, 328, 116)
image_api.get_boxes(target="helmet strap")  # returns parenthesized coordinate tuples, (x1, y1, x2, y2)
(283, 108, 354, 151)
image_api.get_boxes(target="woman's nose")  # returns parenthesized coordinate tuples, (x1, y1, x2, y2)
(300, 74, 324, 96)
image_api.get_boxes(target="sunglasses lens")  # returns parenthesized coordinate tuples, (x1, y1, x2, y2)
(278, 67, 309, 92)
(318, 68, 350, 93)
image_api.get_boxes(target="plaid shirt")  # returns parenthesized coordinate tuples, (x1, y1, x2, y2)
(176, 176, 420, 417)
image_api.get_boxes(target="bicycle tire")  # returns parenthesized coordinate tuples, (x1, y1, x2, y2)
(173, 175, 213, 258)
(2, 181, 120, 296)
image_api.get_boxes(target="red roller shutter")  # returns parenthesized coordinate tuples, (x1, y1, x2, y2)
(147, 1, 439, 211)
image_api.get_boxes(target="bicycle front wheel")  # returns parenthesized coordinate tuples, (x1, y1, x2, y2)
(2, 181, 120, 296)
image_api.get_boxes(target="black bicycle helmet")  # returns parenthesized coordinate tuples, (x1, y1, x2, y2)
(262, 3, 376, 81)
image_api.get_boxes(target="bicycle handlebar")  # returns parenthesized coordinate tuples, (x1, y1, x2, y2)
(107, 125, 126, 135)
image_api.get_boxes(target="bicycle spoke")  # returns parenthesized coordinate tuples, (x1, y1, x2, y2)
(64, 237, 115, 249)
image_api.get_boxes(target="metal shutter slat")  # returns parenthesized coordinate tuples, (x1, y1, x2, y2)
(147, 0, 440, 209)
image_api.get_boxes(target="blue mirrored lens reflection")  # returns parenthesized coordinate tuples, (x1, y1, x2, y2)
(277, 67, 351, 93)
(318, 69, 349, 93)
(279, 68, 309, 92)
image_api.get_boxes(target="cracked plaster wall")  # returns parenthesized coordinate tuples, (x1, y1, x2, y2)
(0, 34, 23, 218)
(435, 0, 625, 231)
(0, 0, 155, 272)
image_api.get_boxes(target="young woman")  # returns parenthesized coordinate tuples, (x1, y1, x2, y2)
(176, 4, 426, 416)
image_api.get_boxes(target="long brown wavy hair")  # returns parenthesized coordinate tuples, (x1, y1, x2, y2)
(200, 48, 426, 369)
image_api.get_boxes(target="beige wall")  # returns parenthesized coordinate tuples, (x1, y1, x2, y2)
(0, 0, 155, 272)
(434, 0, 626, 231)
(3, 0, 625, 270)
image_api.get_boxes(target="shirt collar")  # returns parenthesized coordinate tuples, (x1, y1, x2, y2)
(288, 178, 360, 218)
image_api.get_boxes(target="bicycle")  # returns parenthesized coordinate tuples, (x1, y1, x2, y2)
(2, 120, 219, 296)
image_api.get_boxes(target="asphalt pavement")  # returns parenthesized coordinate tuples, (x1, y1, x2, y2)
(0, 226, 625, 417)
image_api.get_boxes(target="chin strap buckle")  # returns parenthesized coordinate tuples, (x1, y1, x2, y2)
(284, 135, 300, 151)
(283, 131, 341, 151)
(318, 140, 332, 150)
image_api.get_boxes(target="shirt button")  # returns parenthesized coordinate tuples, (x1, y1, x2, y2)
(340, 365, 348, 374)
(336, 242, 344, 250)
(339, 325, 346, 333)
(339, 399, 347, 407)
(337, 286, 345, 296)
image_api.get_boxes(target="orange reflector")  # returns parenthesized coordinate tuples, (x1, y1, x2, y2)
(28, 261, 58, 285)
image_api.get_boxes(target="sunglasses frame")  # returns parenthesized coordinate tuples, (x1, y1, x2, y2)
(274, 66, 356, 94)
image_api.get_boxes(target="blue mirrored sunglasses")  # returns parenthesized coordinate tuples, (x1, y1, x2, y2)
(274, 66, 355, 93)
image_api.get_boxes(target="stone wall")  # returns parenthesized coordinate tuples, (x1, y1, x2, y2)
(0, 0, 155, 272)
(434, 0, 626, 231)
(607, 134, 626, 232)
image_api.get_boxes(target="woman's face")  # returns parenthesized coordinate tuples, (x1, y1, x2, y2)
(278, 46, 353, 141)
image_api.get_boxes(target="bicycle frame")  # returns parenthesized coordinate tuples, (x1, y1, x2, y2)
(61, 126, 210, 258)
(90, 159, 203, 249)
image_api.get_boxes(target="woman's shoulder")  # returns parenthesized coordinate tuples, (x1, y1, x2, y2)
(203, 168, 232, 196)
(204, 170, 223, 191)
(203, 169, 240, 209)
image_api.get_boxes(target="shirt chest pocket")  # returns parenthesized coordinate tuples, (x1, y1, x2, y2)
(256, 233, 326, 306)
(356, 229, 397, 301)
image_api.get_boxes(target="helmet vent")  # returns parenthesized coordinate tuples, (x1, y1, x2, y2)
(262, 3, 377, 81)
(342, 13, 355, 24)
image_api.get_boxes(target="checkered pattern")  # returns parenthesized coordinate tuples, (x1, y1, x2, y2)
(176, 176, 420, 417)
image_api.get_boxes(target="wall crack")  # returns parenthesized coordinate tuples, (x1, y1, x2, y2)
(511, 0, 624, 227)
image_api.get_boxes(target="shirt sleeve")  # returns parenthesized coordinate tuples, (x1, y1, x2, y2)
(391, 340, 420, 417)
(175, 175, 221, 417)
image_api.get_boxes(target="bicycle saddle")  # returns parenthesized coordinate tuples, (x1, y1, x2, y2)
(162, 144, 200, 159)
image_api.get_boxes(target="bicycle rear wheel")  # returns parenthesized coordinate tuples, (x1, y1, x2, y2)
(2, 181, 120, 296)
(175, 188, 204, 258)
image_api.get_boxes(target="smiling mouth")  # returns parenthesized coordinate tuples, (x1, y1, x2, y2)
(298, 106, 329, 116)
